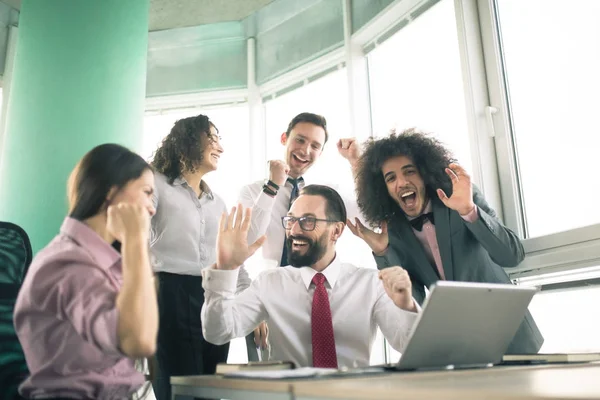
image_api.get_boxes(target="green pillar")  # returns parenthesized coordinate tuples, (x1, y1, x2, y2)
(0, 0, 150, 253)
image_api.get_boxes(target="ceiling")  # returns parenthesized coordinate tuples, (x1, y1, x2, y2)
(0, 0, 276, 31)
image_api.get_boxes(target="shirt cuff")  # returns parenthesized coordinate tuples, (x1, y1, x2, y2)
(412, 298, 422, 314)
(202, 267, 239, 295)
(460, 205, 479, 223)
(255, 190, 277, 211)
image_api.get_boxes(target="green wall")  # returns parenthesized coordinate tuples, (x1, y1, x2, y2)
(0, 0, 150, 253)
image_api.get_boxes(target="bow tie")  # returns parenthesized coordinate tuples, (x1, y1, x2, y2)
(410, 212, 434, 231)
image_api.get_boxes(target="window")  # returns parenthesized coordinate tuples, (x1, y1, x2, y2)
(264, 67, 352, 185)
(263, 68, 375, 271)
(516, 266, 600, 353)
(263, 68, 385, 364)
(368, 0, 472, 174)
(529, 286, 600, 353)
(496, 0, 600, 238)
(367, 0, 471, 364)
(143, 104, 250, 364)
(143, 104, 250, 208)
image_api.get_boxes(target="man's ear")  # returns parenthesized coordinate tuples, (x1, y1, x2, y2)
(331, 222, 345, 242)
(280, 132, 288, 146)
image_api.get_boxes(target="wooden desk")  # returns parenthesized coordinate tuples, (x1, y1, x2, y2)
(171, 363, 600, 400)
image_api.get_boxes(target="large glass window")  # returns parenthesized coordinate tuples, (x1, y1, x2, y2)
(263, 68, 385, 364)
(143, 104, 250, 364)
(263, 68, 375, 271)
(496, 0, 600, 238)
(368, 0, 472, 174)
(518, 266, 600, 353)
(142, 104, 250, 208)
(264, 68, 353, 186)
(367, 0, 471, 364)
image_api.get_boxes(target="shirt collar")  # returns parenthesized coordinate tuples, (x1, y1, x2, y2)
(60, 217, 121, 270)
(407, 200, 432, 221)
(173, 176, 214, 200)
(286, 177, 305, 187)
(299, 254, 341, 290)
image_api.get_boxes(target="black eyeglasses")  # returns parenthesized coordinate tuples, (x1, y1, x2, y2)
(282, 216, 339, 231)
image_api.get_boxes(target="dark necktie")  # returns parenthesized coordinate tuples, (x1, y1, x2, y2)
(279, 177, 303, 267)
(410, 212, 435, 232)
(311, 273, 338, 368)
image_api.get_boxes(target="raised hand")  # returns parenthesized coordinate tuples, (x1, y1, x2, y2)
(216, 205, 266, 270)
(436, 163, 476, 216)
(337, 137, 361, 164)
(106, 203, 150, 243)
(268, 160, 291, 187)
(379, 267, 416, 311)
(347, 218, 389, 256)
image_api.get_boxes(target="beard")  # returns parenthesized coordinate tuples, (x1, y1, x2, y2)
(285, 232, 328, 268)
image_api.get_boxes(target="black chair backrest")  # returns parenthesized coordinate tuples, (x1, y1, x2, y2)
(0, 221, 32, 399)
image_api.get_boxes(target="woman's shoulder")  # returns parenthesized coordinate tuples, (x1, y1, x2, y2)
(29, 235, 103, 282)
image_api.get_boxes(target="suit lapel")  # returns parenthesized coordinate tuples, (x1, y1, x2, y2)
(392, 214, 440, 284)
(432, 200, 454, 281)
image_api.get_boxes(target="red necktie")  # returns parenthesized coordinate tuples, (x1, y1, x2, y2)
(311, 273, 338, 368)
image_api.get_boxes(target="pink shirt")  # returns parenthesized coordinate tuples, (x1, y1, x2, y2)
(13, 218, 144, 400)
(408, 202, 479, 280)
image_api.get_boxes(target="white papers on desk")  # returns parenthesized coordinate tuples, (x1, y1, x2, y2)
(224, 367, 337, 379)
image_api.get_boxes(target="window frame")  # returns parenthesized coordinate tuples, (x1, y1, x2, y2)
(476, 0, 600, 280)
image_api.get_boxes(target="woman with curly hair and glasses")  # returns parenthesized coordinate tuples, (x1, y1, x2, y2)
(342, 128, 543, 355)
(149, 115, 251, 400)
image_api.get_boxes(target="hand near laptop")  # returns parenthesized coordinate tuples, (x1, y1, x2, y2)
(254, 321, 269, 350)
(216, 205, 266, 270)
(347, 218, 389, 256)
(379, 267, 416, 312)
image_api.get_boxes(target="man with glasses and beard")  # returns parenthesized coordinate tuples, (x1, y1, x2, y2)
(200, 185, 420, 369)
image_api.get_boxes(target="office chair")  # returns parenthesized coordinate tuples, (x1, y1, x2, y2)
(0, 221, 32, 400)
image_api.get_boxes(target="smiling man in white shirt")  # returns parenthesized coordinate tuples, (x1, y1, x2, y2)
(238, 112, 362, 358)
(202, 185, 419, 369)
(238, 112, 328, 268)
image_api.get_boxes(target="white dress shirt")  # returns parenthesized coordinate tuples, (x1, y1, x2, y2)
(150, 173, 250, 289)
(201, 256, 419, 368)
(238, 179, 363, 267)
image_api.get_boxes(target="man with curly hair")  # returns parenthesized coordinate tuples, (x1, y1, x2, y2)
(339, 128, 543, 354)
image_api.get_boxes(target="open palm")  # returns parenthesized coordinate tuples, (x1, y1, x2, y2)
(347, 218, 389, 256)
(217, 205, 266, 270)
(436, 163, 475, 215)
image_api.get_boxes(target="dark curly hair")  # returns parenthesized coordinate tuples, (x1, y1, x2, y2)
(151, 114, 218, 183)
(355, 128, 456, 225)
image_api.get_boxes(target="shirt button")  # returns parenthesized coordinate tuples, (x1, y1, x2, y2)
(201, 255, 206, 260)
(201, 219, 205, 224)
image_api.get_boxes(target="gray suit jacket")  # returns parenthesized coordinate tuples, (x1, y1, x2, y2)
(374, 186, 543, 354)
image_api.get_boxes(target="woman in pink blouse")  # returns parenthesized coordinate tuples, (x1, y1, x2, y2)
(13, 144, 158, 400)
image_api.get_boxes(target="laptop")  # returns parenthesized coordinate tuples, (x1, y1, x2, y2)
(393, 280, 538, 371)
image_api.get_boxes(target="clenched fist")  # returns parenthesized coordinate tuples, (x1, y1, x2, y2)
(379, 267, 416, 312)
(268, 160, 290, 187)
(106, 203, 150, 243)
(337, 137, 361, 164)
